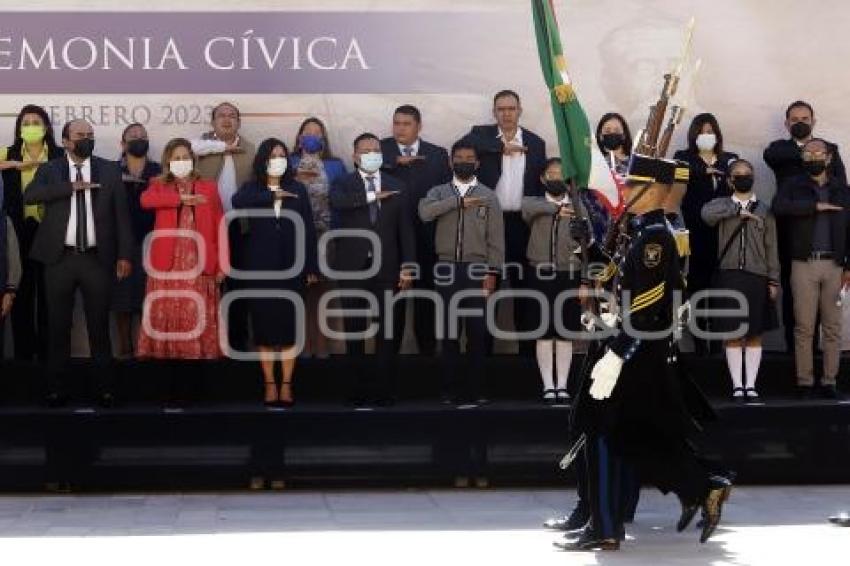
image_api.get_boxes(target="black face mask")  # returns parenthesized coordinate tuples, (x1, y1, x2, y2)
(453, 162, 477, 181)
(803, 160, 827, 177)
(72, 138, 95, 160)
(126, 139, 149, 158)
(731, 175, 754, 192)
(544, 180, 568, 197)
(790, 122, 812, 141)
(601, 133, 625, 152)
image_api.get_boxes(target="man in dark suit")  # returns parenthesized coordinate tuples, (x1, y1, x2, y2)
(467, 90, 547, 356)
(329, 132, 416, 405)
(381, 105, 452, 355)
(764, 100, 847, 353)
(25, 119, 132, 407)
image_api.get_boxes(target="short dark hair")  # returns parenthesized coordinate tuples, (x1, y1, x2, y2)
(12, 105, 60, 154)
(493, 89, 521, 106)
(211, 102, 241, 121)
(353, 132, 380, 150)
(393, 105, 421, 123)
(802, 137, 832, 155)
(121, 122, 146, 142)
(252, 137, 293, 187)
(595, 112, 633, 156)
(544, 157, 562, 170)
(786, 100, 814, 120)
(728, 158, 754, 174)
(686, 112, 724, 155)
(451, 137, 479, 160)
(61, 119, 91, 141)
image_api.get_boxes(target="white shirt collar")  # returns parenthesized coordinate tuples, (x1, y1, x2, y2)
(67, 155, 91, 167)
(498, 128, 523, 145)
(545, 192, 570, 206)
(359, 168, 380, 183)
(732, 193, 757, 206)
(453, 176, 477, 194)
(397, 138, 420, 156)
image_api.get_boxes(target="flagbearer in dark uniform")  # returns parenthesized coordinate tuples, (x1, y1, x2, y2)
(557, 154, 731, 552)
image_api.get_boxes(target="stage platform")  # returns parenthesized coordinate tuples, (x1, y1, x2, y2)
(0, 354, 849, 492)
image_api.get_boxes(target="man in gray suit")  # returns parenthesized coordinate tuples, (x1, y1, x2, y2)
(26, 119, 133, 407)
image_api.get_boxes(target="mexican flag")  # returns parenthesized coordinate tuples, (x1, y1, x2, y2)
(532, 0, 621, 211)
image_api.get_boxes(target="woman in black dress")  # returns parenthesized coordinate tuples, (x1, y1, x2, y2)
(232, 138, 318, 406)
(673, 113, 739, 355)
(113, 123, 161, 358)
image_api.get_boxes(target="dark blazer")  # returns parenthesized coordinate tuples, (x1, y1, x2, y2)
(0, 182, 6, 291)
(232, 180, 318, 286)
(380, 138, 451, 202)
(329, 171, 415, 282)
(672, 148, 739, 291)
(771, 174, 850, 268)
(764, 138, 847, 189)
(24, 155, 132, 270)
(466, 124, 547, 200)
(380, 137, 452, 260)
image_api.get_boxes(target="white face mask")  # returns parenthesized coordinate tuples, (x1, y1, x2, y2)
(358, 151, 383, 174)
(267, 157, 288, 177)
(696, 133, 717, 152)
(169, 159, 194, 179)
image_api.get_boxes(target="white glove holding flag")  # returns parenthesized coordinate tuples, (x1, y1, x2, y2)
(589, 350, 624, 400)
(677, 301, 691, 325)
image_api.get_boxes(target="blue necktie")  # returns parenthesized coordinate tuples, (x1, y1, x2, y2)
(403, 146, 413, 157)
(366, 176, 378, 225)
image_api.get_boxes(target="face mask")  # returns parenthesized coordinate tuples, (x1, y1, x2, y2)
(358, 151, 383, 173)
(300, 134, 324, 154)
(544, 180, 568, 197)
(72, 138, 95, 159)
(267, 157, 288, 177)
(126, 139, 149, 158)
(452, 161, 477, 181)
(803, 160, 827, 177)
(790, 122, 812, 140)
(696, 133, 717, 152)
(170, 159, 194, 179)
(731, 175, 754, 192)
(601, 133, 625, 152)
(20, 125, 45, 145)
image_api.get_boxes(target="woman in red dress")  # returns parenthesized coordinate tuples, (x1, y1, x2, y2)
(137, 138, 225, 401)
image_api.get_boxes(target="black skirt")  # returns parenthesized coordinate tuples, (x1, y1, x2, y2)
(529, 268, 583, 339)
(710, 269, 778, 337)
(246, 280, 305, 348)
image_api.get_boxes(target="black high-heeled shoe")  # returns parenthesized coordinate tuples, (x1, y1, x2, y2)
(278, 380, 294, 408)
(542, 389, 557, 405)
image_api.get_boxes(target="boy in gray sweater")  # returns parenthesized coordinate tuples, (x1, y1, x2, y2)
(419, 138, 504, 404)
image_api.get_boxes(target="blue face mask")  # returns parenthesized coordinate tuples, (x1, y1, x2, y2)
(300, 134, 324, 154)
(359, 151, 383, 173)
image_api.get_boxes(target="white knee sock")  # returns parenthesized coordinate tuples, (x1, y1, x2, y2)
(744, 346, 762, 389)
(555, 340, 573, 390)
(725, 347, 744, 389)
(536, 340, 555, 391)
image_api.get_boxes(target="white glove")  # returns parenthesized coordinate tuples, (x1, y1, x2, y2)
(677, 301, 691, 325)
(581, 311, 595, 331)
(589, 350, 624, 400)
(600, 312, 619, 329)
